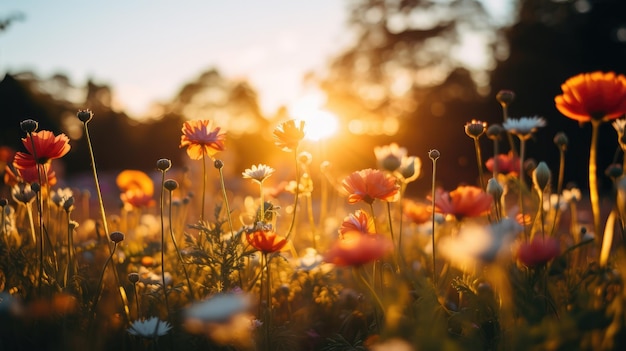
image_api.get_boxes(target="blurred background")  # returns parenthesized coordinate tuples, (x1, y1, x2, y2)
(1, 0, 626, 198)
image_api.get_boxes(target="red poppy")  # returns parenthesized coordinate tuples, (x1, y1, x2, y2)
(180, 119, 226, 160)
(403, 199, 432, 225)
(555, 71, 626, 123)
(433, 186, 492, 219)
(339, 210, 375, 236)
(273, 119, 305, 152)
(485, 152, 520, 176)
(246, 228, 287, 254)
(342, 168, 399, 205)
(517, 237, 560, 267)
(4, 163, 57, 186)
(13, 130, 70, 169)
(324, 231, 393, 266)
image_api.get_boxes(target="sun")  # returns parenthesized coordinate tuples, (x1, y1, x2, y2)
(289, 93, 339, 141)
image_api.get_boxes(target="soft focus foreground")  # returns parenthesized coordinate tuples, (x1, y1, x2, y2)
(2, 72, 626, 351)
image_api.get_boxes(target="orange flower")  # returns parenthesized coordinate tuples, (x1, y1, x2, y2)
(339, 210, 375, 236)
(117, 170, 155, 209)
(434, 186, 492, 219)
(324, 231, 393, 266)
(403, 199, 431, 225)
(4, 163, 56, 186)
(485, 152, 520, 176)
(246, 228, 287, 254)
(273, 119, 305, 152)
(517, 237, 560, 267)
(555, 71, 626, 123)
(13, 130, 70, 169)
(180, 119, 226, 160)
(342, 168, 399, 204)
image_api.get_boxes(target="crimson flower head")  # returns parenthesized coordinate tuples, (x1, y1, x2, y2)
(273, 119, 305, 152)
(4, 163, 57, 186)
(485, 152, 520, 176)
(517, 237, 560, 267)
(555, 71, 626, 123)
(342, 168, 399, 205)
(339, 210, 375, 236)
(433, 185, 492, 219)
(180, 119, 226, 160)
(246, 228, 287, 254)
(13, 130, 70, 169)
(324, 231, 393, 267)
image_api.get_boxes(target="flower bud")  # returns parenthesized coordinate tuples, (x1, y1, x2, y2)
(606, 164, 623, 179)
(553, 132, 568, 151)
(76, 109, 93, 123)
(428, 149, 440, 161)
(487, 178, 503, 201)
(0, 198, 7, 207)
(110, 231, 125, 243)
(214, 159, 224, 169)
(464, 119, 487, 139)
(532, 162, 551, 192)
(31, 182, 41, 193)
(486, 124, 504, 140)
(20, 119, 38, 133)
(164, 179, 179, 191)
(63, 196, 75, 212)
(128, 272, 140, 284)
(156, 158, 171, 171)
(496, 90, 515, 106)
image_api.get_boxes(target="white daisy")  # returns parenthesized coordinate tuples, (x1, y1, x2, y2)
(242, 164, 275, 184)
(127, 317, 172, 338)
(374, 143, 407, 172)
(502, 116, 546, 139)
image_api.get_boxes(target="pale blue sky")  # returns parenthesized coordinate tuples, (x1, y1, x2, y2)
(0, 0, 351, 116)
(0, 1, 513, 117)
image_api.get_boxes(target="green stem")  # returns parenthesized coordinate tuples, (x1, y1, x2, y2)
(473, 138, 486, 191)
(168, 188, 194, 301)
(217, 166, 236, 240)
(201, 153, 207, 222)
(519, 138, 528, 240)
(550, 149, 566, 236)
(353, 266, 384, 312)
(159, 170, 171, 319)
(430, 155, 438, 287)
(285, 149, 300, 240)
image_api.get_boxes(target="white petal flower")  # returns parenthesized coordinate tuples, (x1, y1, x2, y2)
(242, 164, 275, 184)
(374, 143, 407, 172)
(185, 293, 252, 322)
(502, 116, 546, 139)
(127, 317, 172, 338)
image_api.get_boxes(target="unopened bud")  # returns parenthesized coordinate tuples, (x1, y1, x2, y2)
(156, 158, 171, 171)
(77, 109, 93, 123)
(20, 119, 38, 133)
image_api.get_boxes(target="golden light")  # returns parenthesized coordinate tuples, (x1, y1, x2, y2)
(289, 93, 339, 141)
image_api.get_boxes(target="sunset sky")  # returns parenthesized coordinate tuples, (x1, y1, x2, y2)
(0, 0, 351, 117)
(0, 1, 512, 118)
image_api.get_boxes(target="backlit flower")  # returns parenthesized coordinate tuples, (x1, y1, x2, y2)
(502, 116, 546, 140)
(339, 210, 375, 236)
(342, 168, 399, 204)
(127, 317, 172, 338)
(403, 199, 431, 225)
(246, 228, 287, 253)
(242, 164, 275, 184)
(433, 186, 492, 219)
(397, 156, 421, 183)
(180, 119, 226, 160)
(117, 170, 155, 209)
(324, 231, 393, 266)
(555, 71, 626, 123)
(517, 237, 560, 267)
(485, 152, 520, 176)
(4, 163, 56, 186)
(374, 143, 407, 172)
(13, 130, 70, 169)
(273, 119, 305, 152)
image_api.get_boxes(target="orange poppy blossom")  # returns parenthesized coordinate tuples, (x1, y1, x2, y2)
(403, 199, 432, 225)
(4, 163, 57, 186)
(433, 185, 493, 219)
(342, 168, 400, 205)
(555, 71, 626, 123)
(338, 210, 376, 236)
(116, 170, 155, 209)
(246, 227, 288, 254)
(273, 119, 305, 152)
(180, 119, 226, 160)
(485, 152, 520, 176)
(13, 130, 70, 170)
(517, 236, 560, 267)
(324, 231, 393, 267)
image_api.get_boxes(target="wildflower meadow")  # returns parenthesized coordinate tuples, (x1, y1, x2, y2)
(2, 71, 626, 351)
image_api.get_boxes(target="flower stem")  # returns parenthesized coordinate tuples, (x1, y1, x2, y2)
(473, 138, 486, 191)
(201, 153, 207, 222)
(429, 151, 439, 287)
(285, 149, 300, 240)
(589, 120, 602, 238)
(168, 188, 194, 301)
(159, 170, 171, 319)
